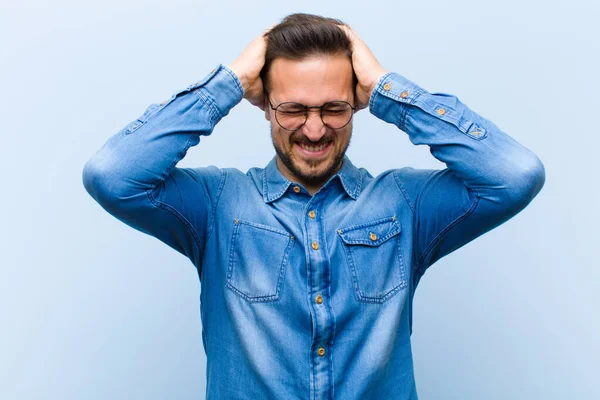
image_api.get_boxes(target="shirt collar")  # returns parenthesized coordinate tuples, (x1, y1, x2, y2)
(262, 155, 363, 203)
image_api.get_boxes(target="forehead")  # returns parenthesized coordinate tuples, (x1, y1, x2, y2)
(268, 54, 354, 105)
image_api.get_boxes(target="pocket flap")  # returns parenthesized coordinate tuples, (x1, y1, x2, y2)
(337, 216, 401, 246)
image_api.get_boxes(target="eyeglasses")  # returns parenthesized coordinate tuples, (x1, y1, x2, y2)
(266, 93, 356, 131)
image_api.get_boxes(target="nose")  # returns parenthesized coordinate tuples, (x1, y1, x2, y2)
(301, 109, 327, 141)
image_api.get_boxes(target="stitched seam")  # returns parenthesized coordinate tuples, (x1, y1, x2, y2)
(205, 169, 227, 244)
(221, 65, 245, 96)
(338, 215, 398, 233)
(340, 226, 405, 304)
(392, 171, 415, 214)
(194, 88, 221, 125)
(400, 90, 425, 129)
(151, 91, 212, 186)
(236, 219, 291, 236)
(155, 134, 197, 186)
(262, 167, 269, 202)
(415, 187, 481, 276)
(369, 72, 394, 110)
(145, 189, 203, 259)
(225, 223, 293, 302)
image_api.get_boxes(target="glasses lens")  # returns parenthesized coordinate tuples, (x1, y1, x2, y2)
(275, 103, 307, 130)
(321, 101, 353, 129)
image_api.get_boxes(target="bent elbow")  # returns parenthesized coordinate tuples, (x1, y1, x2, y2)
(505, 152, 546, 209)
(82, 156, 125, 207)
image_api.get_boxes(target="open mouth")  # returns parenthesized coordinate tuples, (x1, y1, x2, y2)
(295, 140, 333, 158)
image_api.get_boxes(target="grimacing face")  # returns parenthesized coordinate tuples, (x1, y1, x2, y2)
(265, 54, 355, 191)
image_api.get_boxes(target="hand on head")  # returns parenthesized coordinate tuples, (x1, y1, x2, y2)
(337, 25, 388, 111)
(229, 20, 387, 113)
(228, 25, 275, 111)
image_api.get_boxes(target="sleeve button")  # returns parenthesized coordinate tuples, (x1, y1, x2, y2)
(400, 91, 409, 98)
(383, 82, 392, 91)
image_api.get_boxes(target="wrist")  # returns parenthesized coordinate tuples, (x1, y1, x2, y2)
(368, 70, 388, 98)
(228, 64, 248, 95)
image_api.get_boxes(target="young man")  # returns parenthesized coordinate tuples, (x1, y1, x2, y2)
(83, 13, 545, 400)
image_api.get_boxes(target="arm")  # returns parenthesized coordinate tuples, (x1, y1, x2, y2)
(342, 26, 546, 277)
(82, 65, 243, 269)
(82, 29, 270, 272)
(370, 73, 545, 276)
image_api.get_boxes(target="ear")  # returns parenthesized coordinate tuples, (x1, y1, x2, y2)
(264, 98, 271, 121)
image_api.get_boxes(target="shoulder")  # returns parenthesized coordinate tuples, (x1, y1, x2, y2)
(365, 166, 442, 211)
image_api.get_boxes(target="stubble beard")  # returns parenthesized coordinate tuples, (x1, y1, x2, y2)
(271, 126, 351, 187)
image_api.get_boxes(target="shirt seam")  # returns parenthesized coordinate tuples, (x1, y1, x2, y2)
(415, 187, 481, 276)
(194, 88, 221, 125)
(145, 189, 203, 264)
(392, 171, 417, 214)
(205, 169, 227, 245)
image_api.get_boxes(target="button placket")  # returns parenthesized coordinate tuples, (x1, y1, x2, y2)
(304, 199, 334, 398)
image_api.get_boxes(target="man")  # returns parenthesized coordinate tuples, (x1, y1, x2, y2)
(83, 13, 545, 400)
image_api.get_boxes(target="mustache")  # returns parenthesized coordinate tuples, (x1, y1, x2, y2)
(290, 132, 335, 146)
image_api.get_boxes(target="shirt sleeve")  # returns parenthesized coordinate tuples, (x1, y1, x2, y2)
(82, 64, 244, 271)
(369, 72, 546, 278)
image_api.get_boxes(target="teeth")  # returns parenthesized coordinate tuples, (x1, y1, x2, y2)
(299, 142, 328, 152)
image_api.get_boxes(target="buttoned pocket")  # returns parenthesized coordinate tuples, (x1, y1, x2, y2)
(337, 216, 407, 303)
(226, 220, 295, 303)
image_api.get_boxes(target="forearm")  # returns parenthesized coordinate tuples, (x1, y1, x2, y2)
(369, 72, 546, 206)
(82, 64, 243, 201)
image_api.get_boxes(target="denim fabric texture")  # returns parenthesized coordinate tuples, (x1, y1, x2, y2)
(82, 64, 545, 399)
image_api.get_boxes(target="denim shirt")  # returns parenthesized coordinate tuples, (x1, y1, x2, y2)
(82, 64, 545, 399)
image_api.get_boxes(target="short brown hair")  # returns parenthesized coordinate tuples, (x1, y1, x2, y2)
(260, 13, 357, 95)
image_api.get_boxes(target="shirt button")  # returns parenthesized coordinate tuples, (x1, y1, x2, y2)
(315, 294, 323, 304)
(293, 186, 301, 193)
(308, 210, 316, 219)
(311, 241, 319, 251)
(400, 91, 409, 98)
(317, 346, 325, 357)
(369, 232, 377, 241)
(436, 108, 446, 115)
(383, 82, 392, 91)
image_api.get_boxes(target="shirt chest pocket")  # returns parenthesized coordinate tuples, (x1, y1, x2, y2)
(337, 217, 408, 303)
(226, 220, 295, 303)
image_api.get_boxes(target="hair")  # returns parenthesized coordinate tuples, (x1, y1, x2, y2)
(260, 13, 357, 95)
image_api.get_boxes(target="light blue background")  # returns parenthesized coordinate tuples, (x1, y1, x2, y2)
(1, 0, 598, 399)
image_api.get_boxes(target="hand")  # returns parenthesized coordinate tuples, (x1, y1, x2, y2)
(339, 25, 388, 111)
(228, 27, 273, 111)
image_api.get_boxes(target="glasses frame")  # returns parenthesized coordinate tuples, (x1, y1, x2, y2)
(266, 93, 356, 131)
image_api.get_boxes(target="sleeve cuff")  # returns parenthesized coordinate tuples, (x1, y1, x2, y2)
(368, 72, 427, 130)
(185, 64, 244, 122)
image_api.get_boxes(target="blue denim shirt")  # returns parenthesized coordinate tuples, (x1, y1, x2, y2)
(82, 64, 545, 399)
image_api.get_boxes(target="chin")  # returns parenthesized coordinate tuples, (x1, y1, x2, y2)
(289, 156, 343, 185)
